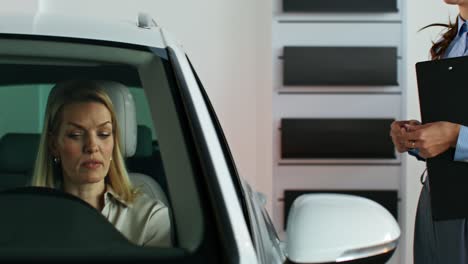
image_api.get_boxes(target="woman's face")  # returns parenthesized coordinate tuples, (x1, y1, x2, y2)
(51, 101, 114, 186)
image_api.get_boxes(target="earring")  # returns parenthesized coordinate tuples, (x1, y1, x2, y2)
(110, 157, 113, 161)
(53, 157, 60, 163)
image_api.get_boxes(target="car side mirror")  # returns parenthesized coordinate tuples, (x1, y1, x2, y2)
(286, 194, 400, 264)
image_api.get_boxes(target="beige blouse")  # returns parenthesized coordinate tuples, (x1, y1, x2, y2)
(101, 186, 172, 247)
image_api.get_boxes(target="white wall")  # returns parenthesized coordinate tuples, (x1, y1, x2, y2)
(402, 1, 458, 263)
(254, 1, 274, 213)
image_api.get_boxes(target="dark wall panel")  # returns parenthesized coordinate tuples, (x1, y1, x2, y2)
(283, 0, 398, 13)
(283, 190, 398, 229)
(283, 47, 398, 86)
(281, 118, 395, 159)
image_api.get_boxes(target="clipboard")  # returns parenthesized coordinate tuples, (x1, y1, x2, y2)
(416, 56, 468, 220)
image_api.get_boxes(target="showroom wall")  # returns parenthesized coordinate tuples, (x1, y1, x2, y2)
(272, 1, 403, 263)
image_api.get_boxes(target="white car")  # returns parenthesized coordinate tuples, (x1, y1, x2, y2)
(0, 11, 400, 263)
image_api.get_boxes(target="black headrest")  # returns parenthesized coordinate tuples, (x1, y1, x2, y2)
(0, 133, 41, 173)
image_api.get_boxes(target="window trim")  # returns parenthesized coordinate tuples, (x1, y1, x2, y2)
(166, 47, 257, 263)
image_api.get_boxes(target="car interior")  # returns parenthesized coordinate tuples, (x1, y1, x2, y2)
(0, 83, 169, 203)
(0, 37, 225, 262)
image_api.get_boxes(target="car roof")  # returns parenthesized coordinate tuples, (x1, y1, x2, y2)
(0, 11, 167, 49)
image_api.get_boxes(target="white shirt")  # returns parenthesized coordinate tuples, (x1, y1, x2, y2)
(101, 186, 172, 247)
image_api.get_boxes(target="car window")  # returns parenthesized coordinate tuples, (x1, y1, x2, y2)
(0, 37, 224, 262)
(128, 87, 158, 140)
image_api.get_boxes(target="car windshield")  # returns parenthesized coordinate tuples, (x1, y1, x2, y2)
(0, 36, 228, 262)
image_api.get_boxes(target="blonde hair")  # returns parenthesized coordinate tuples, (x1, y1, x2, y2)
(32, 80, 138, 203)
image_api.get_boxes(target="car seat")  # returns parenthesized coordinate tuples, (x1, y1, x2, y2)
(97, 81, 170, 206)
(0, 133, 41, 191)
(126, 125, 168, 196)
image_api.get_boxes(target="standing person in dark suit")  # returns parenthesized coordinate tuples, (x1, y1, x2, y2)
(390, 1, 468, 263)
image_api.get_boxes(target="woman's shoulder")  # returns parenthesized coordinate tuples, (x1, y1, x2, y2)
(106, 189, 172, 247)
(132, 192, 172, 247)
(105, 185, 166, 210)
(131, 192, 168, 213)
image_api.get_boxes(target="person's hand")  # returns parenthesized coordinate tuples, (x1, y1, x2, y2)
(404, 121, 461, 158)
(390, 120, 421, 153)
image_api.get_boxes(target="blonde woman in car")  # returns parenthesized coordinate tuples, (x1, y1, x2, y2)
(32, 80, 171, 247)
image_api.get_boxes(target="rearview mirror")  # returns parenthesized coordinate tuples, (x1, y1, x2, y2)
(286, 194, 400, 263)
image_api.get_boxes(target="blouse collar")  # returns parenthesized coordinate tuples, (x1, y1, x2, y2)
(104, 185, 131, 208)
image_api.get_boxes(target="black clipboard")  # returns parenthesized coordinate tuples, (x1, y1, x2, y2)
(416, 56, 468, 220)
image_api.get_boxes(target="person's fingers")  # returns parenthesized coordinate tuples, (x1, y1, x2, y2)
(404, 125, 417, 132)
(404, 121, 426, 132)
(395, 134, 411, 153)
(408, 120, 421, 125)
(405, 123, 427, 132)
(390, 127, 406, 148)
(390, 121, 403, 132)
(395, 128, 415, 151)
(390, 120, 422, 153)
(390, 124, 403, 140)
(405, 128, 425, 141)
(404, 140, 418, 149)
(391, 120, 411, 129)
